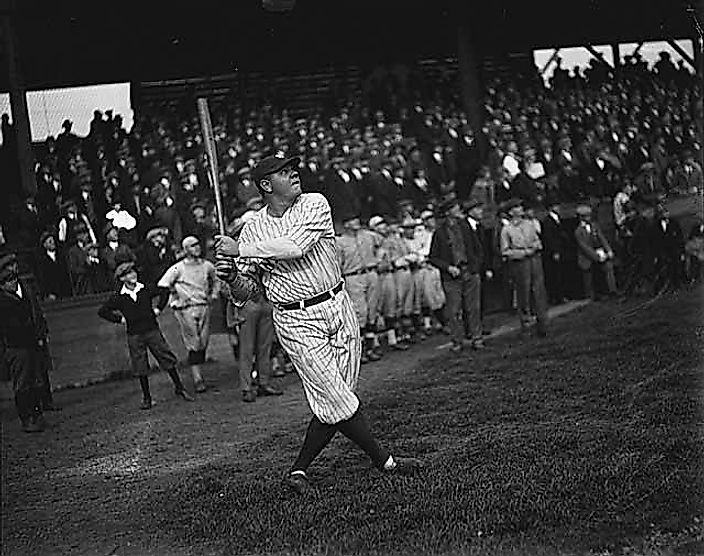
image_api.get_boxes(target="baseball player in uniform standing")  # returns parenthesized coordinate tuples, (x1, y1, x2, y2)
(369, 216, 409, 351)
(214, 152, 421, 494)
(335, 215, 382, 364)
(157, 236, 219, 393)
(410, 211, 447, 333)
(395, 218, 419, 343)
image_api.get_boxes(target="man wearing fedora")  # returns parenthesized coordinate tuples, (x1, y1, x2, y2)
(57, 200, 96, 248)
(0, 251, 56, 432)
(101, 223, 136, 289)
(98, 261, 194, 409)
(574, 204, 618, 300)
(541, 196, 572, 305)
(500, 198, 549, 337)
(36, 232, 72, 300)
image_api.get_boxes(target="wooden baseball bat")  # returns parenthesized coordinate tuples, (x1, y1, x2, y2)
(196, 97, 226, 235)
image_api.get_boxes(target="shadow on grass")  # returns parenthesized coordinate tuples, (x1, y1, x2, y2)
(147, 288, 704, 556)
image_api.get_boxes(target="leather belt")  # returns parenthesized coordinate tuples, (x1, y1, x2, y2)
(277, 281, 343, 311)
(343, 269, 368, 277)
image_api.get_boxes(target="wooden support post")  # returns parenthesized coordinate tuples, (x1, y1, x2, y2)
(540, 48, 560, 75)
(1, 10, 36, 199)
(584, 44, 613, 68)
(666, 39, 696, 69)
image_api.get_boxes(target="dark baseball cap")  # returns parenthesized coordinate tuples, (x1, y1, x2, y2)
(252, 152, 301, 185)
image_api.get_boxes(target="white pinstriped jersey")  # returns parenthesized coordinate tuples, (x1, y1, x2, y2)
(235, 193, 342, 305)
(222, 192, 361, 424)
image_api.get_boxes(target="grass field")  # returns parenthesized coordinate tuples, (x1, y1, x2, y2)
(2, 281, 702, 556)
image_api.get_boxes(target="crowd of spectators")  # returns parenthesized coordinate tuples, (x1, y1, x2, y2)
(0, 52, 701, 301)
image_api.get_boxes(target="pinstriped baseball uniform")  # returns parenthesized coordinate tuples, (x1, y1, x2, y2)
(222, 193, 362, 424)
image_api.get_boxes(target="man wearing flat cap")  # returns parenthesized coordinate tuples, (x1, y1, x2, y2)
(0, 251, 56, 432)
(138, 226, 175, 288)
(464, 198, 493, 343)
(157, 236, 219, 393)
(500, 198, 549, 337)
(428, 196, 484, 351)
(575, 204, 618, 299)
(184, 201, 216, 259)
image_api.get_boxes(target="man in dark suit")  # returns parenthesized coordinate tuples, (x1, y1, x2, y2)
(428, 196, 483, 352)
(652, 203, 685, 291)
(464, 198, 491, 340)
(574, 205, 618, 299)
(0, 251, 57, 433)
(36, 232, 72, 300)
(122, 183, 153, 242)
(541, 198, 571, 304)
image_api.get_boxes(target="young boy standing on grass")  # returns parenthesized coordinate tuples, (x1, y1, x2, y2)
(98, 261, 194, 409)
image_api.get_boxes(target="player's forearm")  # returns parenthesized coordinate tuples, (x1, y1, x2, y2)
(239, 237, 303, 260)
(222, 271, 260, 304)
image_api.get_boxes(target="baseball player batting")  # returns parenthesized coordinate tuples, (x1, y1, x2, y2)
(214, 151, 421, 494)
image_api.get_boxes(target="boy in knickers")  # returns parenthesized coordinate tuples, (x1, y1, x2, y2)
(98, 262, 194, 409)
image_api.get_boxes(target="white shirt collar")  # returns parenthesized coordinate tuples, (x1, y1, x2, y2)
(466, 216, 478, 230)
(120, 282, 144, 301)
(15, 282, 23, 298)
(549, 211, 560, 222)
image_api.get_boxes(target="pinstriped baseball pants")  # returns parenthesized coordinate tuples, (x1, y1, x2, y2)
(273, 289, 362, 425)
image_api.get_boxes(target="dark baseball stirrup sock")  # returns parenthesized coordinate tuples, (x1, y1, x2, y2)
(291, 416, 337, 473)
(336, 409, 390, 469)
(139, 376, 151, 399)
(166, 368, 185, 391)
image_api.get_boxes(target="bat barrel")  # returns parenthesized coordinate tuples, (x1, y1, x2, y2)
(197, 98, 227, 236)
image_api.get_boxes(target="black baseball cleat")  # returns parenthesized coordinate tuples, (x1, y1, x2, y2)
(383, 457, 424, 475)
(175, 389, 195, 402)
(284, 471, 312, 495)
(258, 385, 283, 397)
(139, 397, 154, 410)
